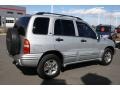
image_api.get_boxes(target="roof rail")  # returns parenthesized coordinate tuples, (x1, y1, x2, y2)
(36, 12, 82, 20)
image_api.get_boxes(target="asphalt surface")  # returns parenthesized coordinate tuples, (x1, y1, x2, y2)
(0, 35, 120, 85)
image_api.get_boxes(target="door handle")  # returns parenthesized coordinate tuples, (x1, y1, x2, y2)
(81, 39, 87, 42)
(56, 38, 64, 42)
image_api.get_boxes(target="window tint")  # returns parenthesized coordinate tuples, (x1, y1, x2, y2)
(14, 16, 31, 36)
(33, 17, 49, 34)
(96, 26, 111, 32)
(7, 11, 13, 14)
(6, 20, 14, 23)
(17, 12, 23, 15)
(19, 17, 31, 27)
(54, 19, 75, 36)
(76, 22, 96, 39)
(15, 16, 31, 28)
(54, 19, 62, 35)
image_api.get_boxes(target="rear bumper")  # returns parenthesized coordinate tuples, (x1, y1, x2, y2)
(13, 53, 43, 67)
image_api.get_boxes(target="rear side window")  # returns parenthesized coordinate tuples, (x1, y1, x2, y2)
(33, 17, 49, 35)
(54, 19, 75, 36)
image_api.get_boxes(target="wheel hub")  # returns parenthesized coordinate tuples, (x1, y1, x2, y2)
(104, 51, 112, 63)
(44, 59, 58, 75)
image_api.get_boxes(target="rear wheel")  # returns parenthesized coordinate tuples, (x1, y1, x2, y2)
(37, 54, 61, 79)
(100, 48, 113, 65)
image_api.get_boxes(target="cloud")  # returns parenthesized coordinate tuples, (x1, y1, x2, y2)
(62, 7, 107, 15)
(61, 7, 120, 18)
(113, 12, 120, 16)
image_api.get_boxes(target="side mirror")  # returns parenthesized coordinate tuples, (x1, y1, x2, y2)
(97, 34, 100, 41)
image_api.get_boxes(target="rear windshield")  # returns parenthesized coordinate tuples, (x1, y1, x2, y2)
(15, 16, 31, 28)
(14, 16, 31, 36)
(96, 26, 111, 33)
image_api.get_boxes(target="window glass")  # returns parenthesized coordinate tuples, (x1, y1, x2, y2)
(17, 12, 23, 15)
(54, 19, 62, 35)
(14, 16, 31, 36)
(7, 11, 13, 14)
(96, 26, 111, 32)
(33, 17, 49, 35)
(6, 20, 14, 23)
(76, 22, 96, 39)
(19, 17, 31, 27)
(54, 19, 75, 36)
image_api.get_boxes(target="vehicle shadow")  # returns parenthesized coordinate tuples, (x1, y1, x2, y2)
(40, 79, 66, 85)
(16, 66, 37, 75)
(63, 61, 99, 72)
(81, 73, 112, 85)
(16, 61, 99, 75)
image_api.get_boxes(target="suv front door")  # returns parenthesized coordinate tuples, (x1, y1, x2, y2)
(76, 21, 100, 61)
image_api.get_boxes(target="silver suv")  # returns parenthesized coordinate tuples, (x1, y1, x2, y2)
(6, 12, 115, 79)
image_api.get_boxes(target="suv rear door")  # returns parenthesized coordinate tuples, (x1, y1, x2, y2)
(76, 21, 100, 61)
(53, 19, 79, 64)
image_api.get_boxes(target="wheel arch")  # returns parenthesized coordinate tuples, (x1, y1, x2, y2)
(105, 46, 115, 55)
(37, 50, 64, 67)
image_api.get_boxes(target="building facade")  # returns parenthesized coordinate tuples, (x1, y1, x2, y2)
(0, 5, 26, 28)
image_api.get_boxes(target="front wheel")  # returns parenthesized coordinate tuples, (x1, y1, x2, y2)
(37, 54, 61, 79)
(100, 48, 113, 65)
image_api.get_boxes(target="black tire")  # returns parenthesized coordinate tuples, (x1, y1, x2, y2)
(6, 28, 21, 56)
(37, 54, 61, 79)
(100, 48, 113, 65)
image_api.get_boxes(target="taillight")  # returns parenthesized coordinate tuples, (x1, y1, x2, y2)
(23, 39, 30, 54)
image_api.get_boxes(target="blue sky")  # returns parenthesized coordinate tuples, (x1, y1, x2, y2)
(23, 5, 120, 13)
(22, 5, 120, 26)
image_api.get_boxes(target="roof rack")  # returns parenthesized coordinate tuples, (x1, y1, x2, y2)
(36, 12, 82, 20)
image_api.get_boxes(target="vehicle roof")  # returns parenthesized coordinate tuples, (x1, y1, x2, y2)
(35, 12, 83, 20)
(20, 12, 84, 22)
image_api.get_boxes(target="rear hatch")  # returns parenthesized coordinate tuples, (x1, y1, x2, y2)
(14, 16, 31, 54)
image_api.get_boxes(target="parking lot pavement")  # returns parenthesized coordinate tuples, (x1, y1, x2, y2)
(0, 35, 120, 85)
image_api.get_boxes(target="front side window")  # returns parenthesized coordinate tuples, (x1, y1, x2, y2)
(54, 19, 75, 36)
(76, 22, 96, 39)
(33, 17, 49, 34)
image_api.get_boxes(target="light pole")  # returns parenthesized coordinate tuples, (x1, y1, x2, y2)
(51, 5, 53, 13)
(115, 15, 118, 26)
(111, 10, 120, 26)
(95, 7, 104, 25)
